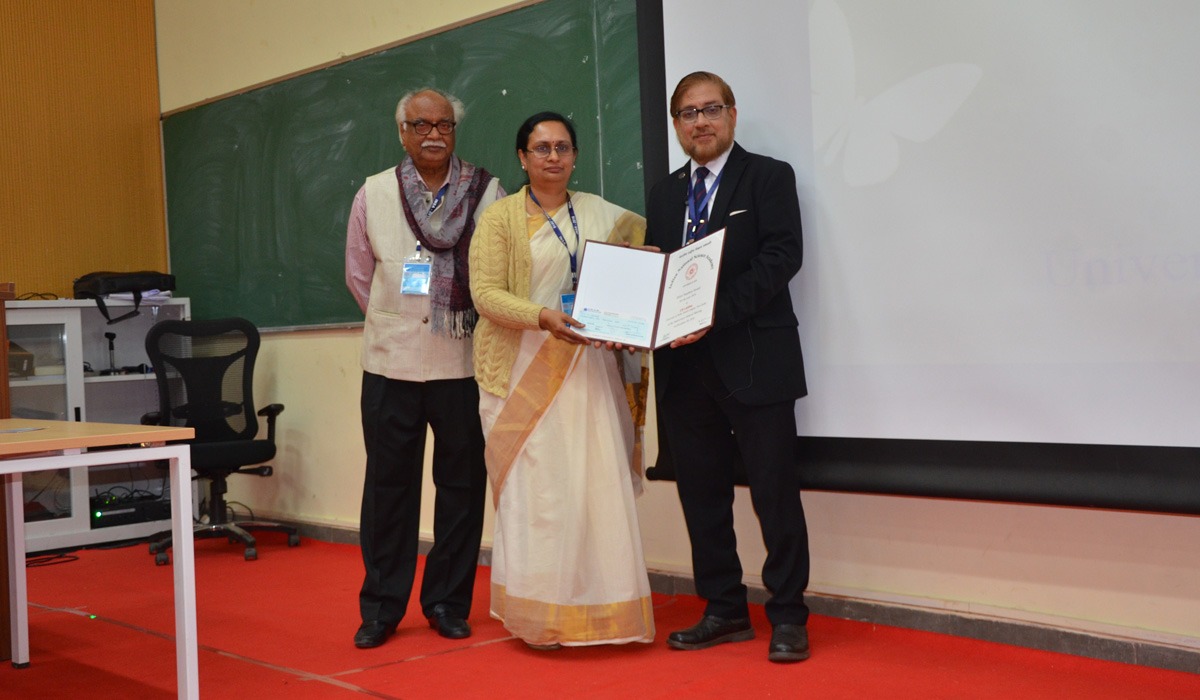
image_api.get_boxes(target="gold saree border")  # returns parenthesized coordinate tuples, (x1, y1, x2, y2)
(624, 362, 650, 477)
(484, 337, 579, 505)
(491, 582, 654, 645)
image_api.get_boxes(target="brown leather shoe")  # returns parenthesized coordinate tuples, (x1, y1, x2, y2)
(767, 624, 810, 663)
(524, 641, 562, 651)
(667, 615, 754, 650)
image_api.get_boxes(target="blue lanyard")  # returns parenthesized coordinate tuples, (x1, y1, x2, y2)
(686, 168, 723, 244)
(427, 183, 449, 216)
(529, 189, 581, 289)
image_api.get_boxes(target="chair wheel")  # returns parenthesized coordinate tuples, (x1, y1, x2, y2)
(288, 533, 300, 547)
(244, 547, 257, 561)
(155, 552, 170, 566)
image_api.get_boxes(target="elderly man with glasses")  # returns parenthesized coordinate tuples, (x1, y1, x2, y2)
(646, 71, 811, 663)
(345, 87, 504, 649)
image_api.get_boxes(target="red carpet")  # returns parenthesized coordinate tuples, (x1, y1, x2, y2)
(2, 537, 1197, 699)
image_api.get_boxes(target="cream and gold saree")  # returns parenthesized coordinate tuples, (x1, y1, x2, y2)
(479, 192, 655, 647)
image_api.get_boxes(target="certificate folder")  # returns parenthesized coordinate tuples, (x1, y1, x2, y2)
(573, 229, 725, 350)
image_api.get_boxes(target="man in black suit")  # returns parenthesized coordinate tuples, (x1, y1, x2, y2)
(646, 71, 810, 663)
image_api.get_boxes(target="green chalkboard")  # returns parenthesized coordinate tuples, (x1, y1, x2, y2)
(162, 0, 642, 329)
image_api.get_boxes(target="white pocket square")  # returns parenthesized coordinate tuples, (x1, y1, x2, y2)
(729, 209, 748, 216)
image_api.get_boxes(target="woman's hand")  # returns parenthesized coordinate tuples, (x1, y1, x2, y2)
(591, 339, 641, 354)
(538, 307, 589, 344)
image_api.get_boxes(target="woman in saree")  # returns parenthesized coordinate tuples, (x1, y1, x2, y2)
(468, 112, 655, 649)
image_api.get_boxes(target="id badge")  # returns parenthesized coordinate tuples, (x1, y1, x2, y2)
(401, 261, 432, 295)
(560, 291, 576, 316)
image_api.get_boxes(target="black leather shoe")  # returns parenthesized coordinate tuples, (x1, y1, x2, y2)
(427, 604, 471, 639)
(768, 624, 810, 663)
(353, 620, 398, 649)
(667, 615, 754, 650)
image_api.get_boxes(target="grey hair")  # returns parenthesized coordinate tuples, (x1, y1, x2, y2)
(395, 88, 466, 129)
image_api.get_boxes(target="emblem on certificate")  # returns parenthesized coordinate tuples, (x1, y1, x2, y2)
(571, 229, 726, 350)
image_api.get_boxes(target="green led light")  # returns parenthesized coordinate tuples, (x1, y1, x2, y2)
(94, 511, 102, 519)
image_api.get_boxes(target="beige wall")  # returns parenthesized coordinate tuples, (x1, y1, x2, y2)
(154, 0, 1200, 649)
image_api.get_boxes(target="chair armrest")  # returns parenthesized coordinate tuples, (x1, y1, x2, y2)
(257, 403, 285, 442)
(141, 411, 161, 426)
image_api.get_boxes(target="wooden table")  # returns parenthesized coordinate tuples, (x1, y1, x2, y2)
(1, 418, 198, 698)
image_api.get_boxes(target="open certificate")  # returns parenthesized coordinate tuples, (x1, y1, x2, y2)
(572, 229, 725, 350)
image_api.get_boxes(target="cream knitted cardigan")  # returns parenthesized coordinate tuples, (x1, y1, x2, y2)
(469, 186, 645, 397)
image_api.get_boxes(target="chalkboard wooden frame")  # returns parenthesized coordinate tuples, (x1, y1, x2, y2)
(162, 0, 642, 330)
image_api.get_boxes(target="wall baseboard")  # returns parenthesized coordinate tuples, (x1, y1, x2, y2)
(801, 593, 1200, 675)
(281, 519, 1199, 674)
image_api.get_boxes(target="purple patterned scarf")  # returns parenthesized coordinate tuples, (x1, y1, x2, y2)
(396, 156, 493, 338)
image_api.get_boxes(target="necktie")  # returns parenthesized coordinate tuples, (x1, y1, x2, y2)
(689, 166, 710, 242)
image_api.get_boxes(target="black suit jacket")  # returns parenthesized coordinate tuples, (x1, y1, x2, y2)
(646, 142, 806, 406)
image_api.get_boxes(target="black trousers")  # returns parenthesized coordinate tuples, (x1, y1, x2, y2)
(659, 346, 810, 626)
(358, 372, 487, 625)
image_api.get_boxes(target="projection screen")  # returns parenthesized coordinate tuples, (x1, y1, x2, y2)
(659, 0, 1200, 448)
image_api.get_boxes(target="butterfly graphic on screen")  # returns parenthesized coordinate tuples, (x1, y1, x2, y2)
(811, 0, 983, 186)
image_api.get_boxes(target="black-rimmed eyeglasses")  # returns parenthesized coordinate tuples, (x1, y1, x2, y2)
(674, 104, 731, 123)
(405, 119, 456, 135)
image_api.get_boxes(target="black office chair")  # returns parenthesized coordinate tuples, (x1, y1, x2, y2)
(143, 317, 299, 565)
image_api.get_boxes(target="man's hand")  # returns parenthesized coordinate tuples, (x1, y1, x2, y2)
(669, 328, 709, 348)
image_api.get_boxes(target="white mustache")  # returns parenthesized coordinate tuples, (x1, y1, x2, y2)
(421, 141, 448, 149)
